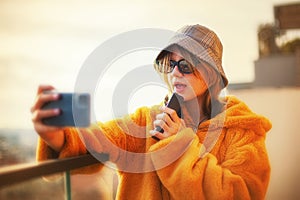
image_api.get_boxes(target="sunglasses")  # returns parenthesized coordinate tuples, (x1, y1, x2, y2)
(156, 59, 195, 74)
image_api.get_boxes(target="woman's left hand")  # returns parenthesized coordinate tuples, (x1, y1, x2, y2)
(150, 106, 186, 140)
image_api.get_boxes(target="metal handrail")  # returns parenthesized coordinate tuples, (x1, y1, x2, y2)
(0, 153, 109, 188)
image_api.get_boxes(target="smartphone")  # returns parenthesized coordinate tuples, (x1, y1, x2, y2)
(41, 92, 90, 127)
(153, 93, 184, 137)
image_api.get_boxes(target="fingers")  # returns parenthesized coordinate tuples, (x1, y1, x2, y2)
(151, 106, 183, 140)
(31, 84, 61, 133)
(160, 106, 181, 123)
(154, 113, 172, 131)
(37, 84, 56, 95)
(31, 108, 60, 123)
(31, 92, 59, 113)
(150, 130, 166, 140)
(31, 84, 59, 113)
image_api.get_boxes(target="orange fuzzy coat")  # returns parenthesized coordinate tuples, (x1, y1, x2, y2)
(37, 96, 272, 200)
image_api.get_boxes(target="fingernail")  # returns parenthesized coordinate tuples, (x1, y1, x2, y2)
(53, 94, 59, 99)
(150, 130, 158, 136)
(54, 108, 60, 115)
(159, 106, 165, 111)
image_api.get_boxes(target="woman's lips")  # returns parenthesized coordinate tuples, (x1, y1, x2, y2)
(174, 83, 186, 93)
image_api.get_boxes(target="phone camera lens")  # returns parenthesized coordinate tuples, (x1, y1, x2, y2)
(78, 95, 88, 106)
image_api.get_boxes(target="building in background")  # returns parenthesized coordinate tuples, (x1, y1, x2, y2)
(254, 2, 300, 87)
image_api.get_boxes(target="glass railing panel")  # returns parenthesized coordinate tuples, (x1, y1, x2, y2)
(0, 172, 65, 200)
(68, 166, 118, 200)
(0, 129, 37, 167)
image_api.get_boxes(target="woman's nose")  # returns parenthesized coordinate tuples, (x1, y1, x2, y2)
(171, 65, 183, 77)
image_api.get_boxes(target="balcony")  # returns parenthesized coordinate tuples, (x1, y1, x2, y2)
(0, 153, 117, 200)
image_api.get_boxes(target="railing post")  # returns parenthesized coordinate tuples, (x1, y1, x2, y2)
(64, 171, 72, 200)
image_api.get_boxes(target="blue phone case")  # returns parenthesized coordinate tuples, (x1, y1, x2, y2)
(41, 93, 90, 127)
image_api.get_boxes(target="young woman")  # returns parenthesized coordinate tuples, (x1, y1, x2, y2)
(31, 24, 272, 199)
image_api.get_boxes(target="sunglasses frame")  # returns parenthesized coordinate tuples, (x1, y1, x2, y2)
(156, 59, 195, 74)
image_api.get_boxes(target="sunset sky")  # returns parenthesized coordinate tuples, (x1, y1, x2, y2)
(0, 0, 299, 129)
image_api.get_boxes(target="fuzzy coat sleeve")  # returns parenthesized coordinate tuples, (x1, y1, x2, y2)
(149, 127, 270, 200)
(36, 106, 150, 173)
(36, 128, 86, 161)
(36, 127, 105, 173)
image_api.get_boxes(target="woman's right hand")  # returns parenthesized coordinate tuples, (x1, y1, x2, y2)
(31, 84, 65, 152)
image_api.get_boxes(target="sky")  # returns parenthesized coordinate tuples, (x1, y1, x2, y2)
(0, 0, 299, 129)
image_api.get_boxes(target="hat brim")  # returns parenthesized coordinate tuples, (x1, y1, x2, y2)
(156, 34, 228, 87)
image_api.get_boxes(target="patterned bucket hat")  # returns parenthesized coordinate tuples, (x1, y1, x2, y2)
(156, 24, 228, 88)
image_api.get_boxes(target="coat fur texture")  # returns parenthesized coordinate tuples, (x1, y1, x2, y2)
(37, 96, 271, 200)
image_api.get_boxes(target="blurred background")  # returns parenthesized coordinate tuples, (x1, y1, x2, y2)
(0, 0, 300, 199)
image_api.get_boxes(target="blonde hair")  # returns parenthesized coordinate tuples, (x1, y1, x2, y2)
(154, 45, 226, 118)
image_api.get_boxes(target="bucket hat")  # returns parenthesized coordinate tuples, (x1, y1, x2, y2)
(156, 24, 228, 87)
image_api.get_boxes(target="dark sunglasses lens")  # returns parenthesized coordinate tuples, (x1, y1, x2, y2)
(179, 60, 193, 74)
(157, 59, 194, 74)
(169, 60, 177, 67)
(166, 60, 176, 73)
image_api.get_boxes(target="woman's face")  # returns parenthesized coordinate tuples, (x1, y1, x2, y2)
(167, 52, 208, 101)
